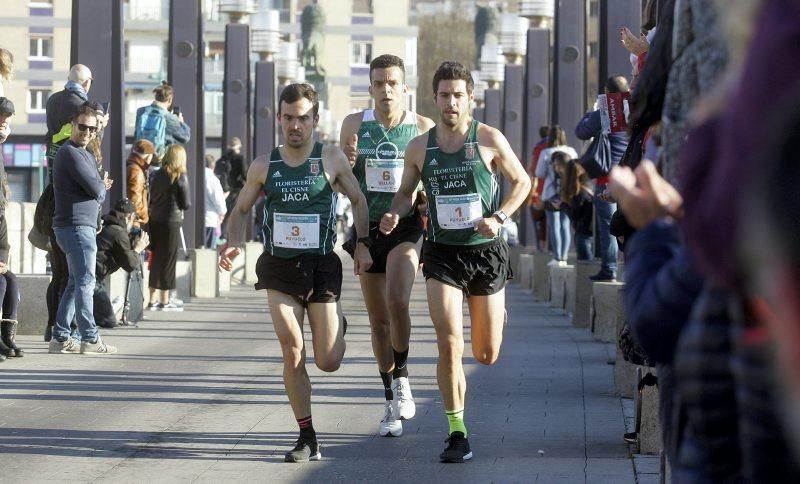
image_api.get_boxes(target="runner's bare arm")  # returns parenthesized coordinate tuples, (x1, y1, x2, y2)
(340, 112, 362, 167)
(219, 156, 268, 271)
(481, 125, 531, 216)
(381, 134, 425, 235)
(324, 146, 373, 274)
(472, 125, 531, 238)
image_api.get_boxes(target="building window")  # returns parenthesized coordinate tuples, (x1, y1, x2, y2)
(29, 37, 53, 59)
(351, 41, 372, 66)
(127, 44, 163, 74)
(129, 0, 162, 21)
(28, 89, 51, 112)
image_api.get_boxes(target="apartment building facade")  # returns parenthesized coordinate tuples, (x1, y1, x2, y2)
(0, 0, 419, 201)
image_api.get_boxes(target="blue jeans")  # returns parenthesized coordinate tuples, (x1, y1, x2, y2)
(593, 197, 618, 276)
(546, 210, 571, 261)
(53, 225, 99, 343)
(574, 232, 593, 261)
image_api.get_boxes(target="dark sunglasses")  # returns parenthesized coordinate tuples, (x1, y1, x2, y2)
(76, 123, 98, 133)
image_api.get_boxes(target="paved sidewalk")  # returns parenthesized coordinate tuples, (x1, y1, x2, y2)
(0, 255, 634, 483)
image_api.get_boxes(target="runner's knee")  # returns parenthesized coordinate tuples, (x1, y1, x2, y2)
(472, 346, 499, 365)
(437, 336, 464, 361)
(315, 354, 341, 372)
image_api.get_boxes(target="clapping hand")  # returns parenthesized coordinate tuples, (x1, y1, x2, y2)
(608, 160, 683, 228)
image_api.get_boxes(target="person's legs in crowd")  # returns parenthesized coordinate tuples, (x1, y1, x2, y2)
(545, 210, 561, 265)
(93, 276, 117, 329)
(557, 210, 571, 263)
(45, 234, 69, 342)
(592, 197, 618, 280)
(0, 272, 23, 357)
(574, 232, 593, 261)
(0, 273, 14, 359)
(204, 227, 218, 250)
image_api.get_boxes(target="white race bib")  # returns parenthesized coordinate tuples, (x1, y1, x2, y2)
(365, 159, 403, 193)
(273, 213, 320, 249)
(435, 193, 483, 229)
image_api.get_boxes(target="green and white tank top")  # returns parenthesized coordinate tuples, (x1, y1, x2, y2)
(421, 119, 499, 246)
(353, 109, 420, 222)
(262, 142, 337, 258)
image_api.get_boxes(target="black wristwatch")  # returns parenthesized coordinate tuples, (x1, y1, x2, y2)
(357, 237, 374, 248)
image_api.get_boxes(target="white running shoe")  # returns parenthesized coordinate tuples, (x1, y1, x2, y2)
(547, 259, 559, 267)
(558, 260, 568, 267)
(379, 401, 403, 437)
(392, 377, 416, 420)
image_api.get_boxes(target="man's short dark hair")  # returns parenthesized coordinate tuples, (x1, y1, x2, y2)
(605, 75, 630, 94)
(72, 104, 99, 123)
(278, 83, 319, 117)
(432, 61, 474, 95)
(539, 126, 549, 138)
(369, 54, 405, 83)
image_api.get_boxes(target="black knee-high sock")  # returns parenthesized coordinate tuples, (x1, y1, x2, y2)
(297, 415, 316, 440)
(380, 371, 393, 400)
(392, 348, 409, 379)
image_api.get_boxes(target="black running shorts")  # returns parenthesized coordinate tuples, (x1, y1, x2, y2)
(254, 251, 342, 305)
(343, 214, 423, 274)
(421, 238, 512, 296)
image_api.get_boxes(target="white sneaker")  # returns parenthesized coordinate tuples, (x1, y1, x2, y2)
(160, 302, 184, 312)
(379, 401, 403, 437)
(80, 337, 118, 355)
(48, 337, 81, 354)
(392, 377, 416, 420)
(547, 259, 559, 267)
(558, 260, 568, 267)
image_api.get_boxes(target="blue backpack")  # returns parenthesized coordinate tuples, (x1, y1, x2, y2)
(134, 105, 167, 158)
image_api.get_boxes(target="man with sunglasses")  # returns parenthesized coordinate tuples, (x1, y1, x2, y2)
(49, 105, 116, 355)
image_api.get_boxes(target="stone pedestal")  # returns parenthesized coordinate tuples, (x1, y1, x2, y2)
(532, 252, 551, 302)
(549, 265, 571, 309)
(614, 298, 637, 398)
(6, 203, 22, 274)
(591, 281, 624, 343)
(15, 274, 51, 336)
(508, 245, 533, 284)
(174, 260, 192, 302)
(638, 367, 662, 455)
(245, 241, 262, 285)
(191, 249, 219, 298)
(574, 260, 600, 328)
(219, 266, 232, 293)
(565, 266, 577, 316)
(518, 254, 534, 290)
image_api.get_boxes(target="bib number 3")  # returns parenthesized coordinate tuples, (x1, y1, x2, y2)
(273, 213, 320, 249)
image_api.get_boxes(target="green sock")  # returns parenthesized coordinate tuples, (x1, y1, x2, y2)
(446, 409, 467, 437)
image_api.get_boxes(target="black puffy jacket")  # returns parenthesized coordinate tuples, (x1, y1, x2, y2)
(148, 170, 191, 223)
(95, 210, 139, 280)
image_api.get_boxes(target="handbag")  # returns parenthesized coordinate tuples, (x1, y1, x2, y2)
(27, 226, 51, 252)
(580, 133, 613, 179)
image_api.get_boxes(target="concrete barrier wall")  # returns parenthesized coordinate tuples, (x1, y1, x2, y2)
(508, 245, 534, 284)
(6, 202, 22, 274)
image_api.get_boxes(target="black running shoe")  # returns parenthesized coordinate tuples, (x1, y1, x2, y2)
(284, 437, 322, 462)
(439, 431, 472, 463)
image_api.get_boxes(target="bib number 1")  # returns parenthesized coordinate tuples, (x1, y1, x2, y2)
(435, 193, 483, 229)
